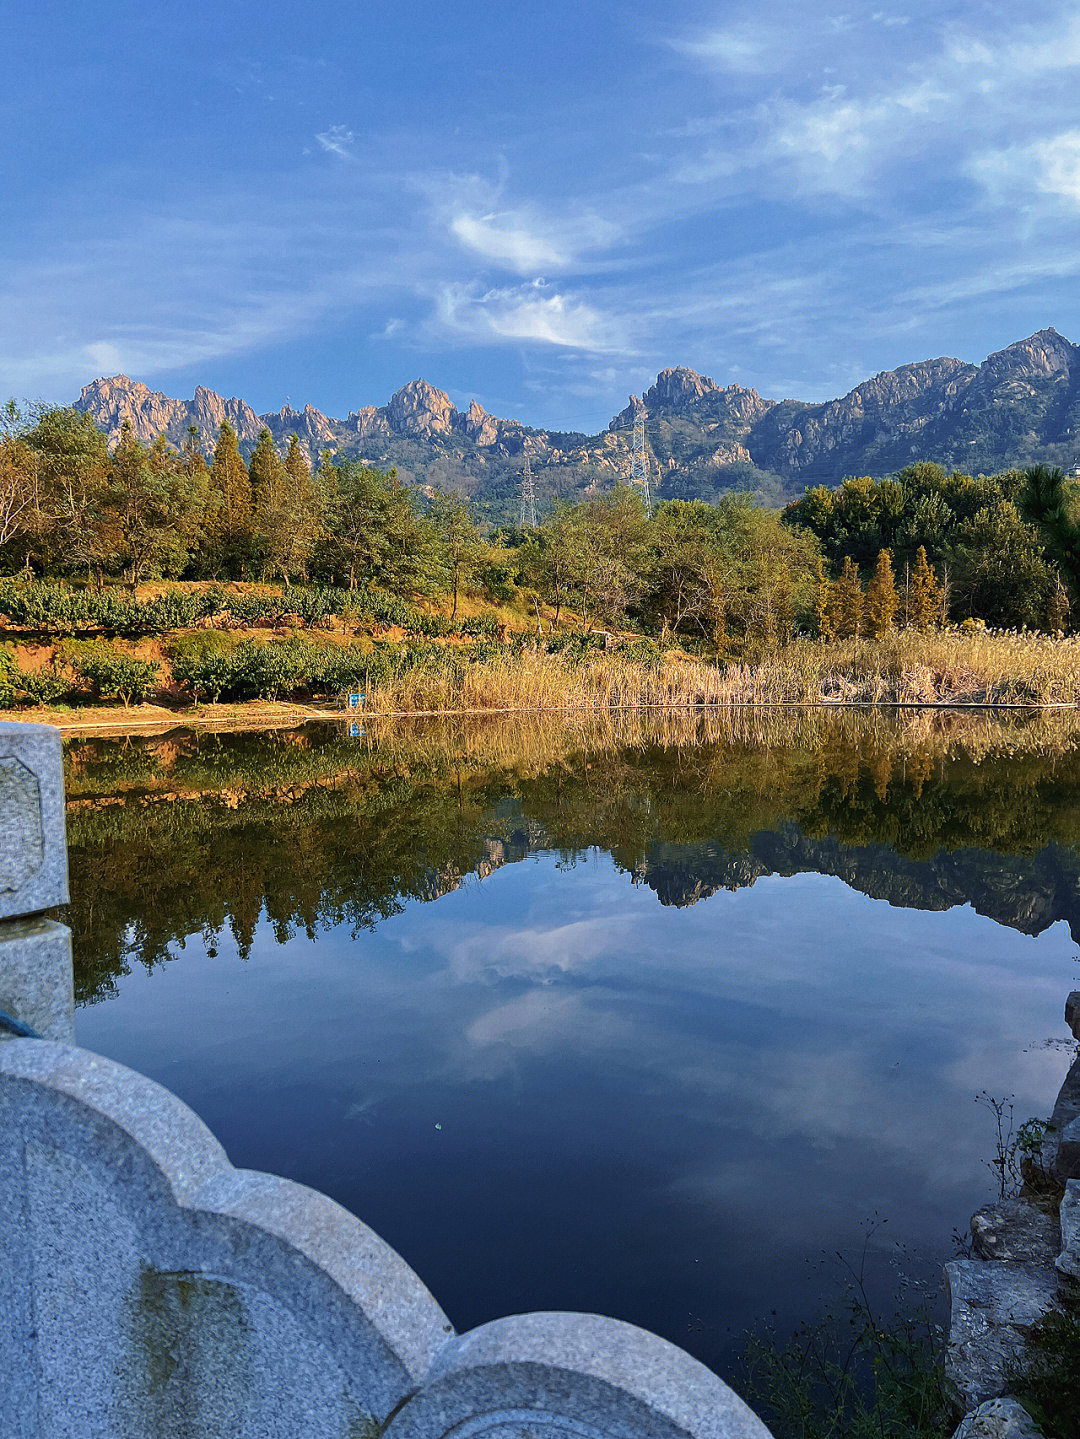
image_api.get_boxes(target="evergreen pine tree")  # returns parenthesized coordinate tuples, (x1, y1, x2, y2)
(865, 549, 899, 638)
(1047, 572, 1071, 632)
(830, 555, 863, 638)
(281, 435, 319, 581)
(208, 421, 252, 576)
(813, 556, 833, 639)
(909, 546, 940, 630)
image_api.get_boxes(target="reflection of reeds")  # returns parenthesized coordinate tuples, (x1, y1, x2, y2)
(359, 703, 1080, 769)
(353, 630, 1080, 719)
(63, 703, 1080, 806)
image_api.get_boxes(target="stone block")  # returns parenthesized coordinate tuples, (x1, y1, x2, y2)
(0, 722, 68, 919)
(953, 1397, 1041, 1439)
(383, 1311, 775, 1439)
(1034, 1051, 1080, 1183)
(1055, 1179, 1080, 1279)
(0, 918, 74, 1042)
(0, 1041, 454, 1438)
(1052, 1115, 1080, 1184)
(1065, 992, 1080, 1042)
(945, 1259, 1063, 1410)
(971, 1201, 1059, 1266)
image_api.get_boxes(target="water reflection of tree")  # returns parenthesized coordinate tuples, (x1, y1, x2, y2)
(65, 712, 1080, 1005)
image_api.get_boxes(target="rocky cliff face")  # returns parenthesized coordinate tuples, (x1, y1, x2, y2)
(78, 376, 263, 449)
(73, 328, 1080, 510)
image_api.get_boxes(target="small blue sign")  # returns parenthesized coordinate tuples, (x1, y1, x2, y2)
(346, 692, 365, 709)
(347, 722, 365, 739)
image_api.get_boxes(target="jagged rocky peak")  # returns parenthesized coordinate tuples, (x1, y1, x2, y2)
(610, 368, 770, 432)
(646, 367, 719, 409)
(80, 374, 143, 405)
(978, 327, 1077, 383)
(346, 405, 389, 440)
(75, 374, 262, 447)
(265, 403, 335, 444)
(463, 398, 499, 446)
(386, 379, 457, 435)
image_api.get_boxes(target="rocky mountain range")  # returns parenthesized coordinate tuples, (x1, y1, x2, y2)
(75, 328, 1080, 513)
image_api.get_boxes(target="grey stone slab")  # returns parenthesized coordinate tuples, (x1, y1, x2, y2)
(384, 1311, 775, 1439)
(0, 1040, 454, 1438)
(0, 722, 68, 919)
(945, 1259, 1063, 1410)
(1052, 1115, 1080, 1184)
(1065, 992, 1080, 1042)
(971, 1201, 1060, 1266)
(953, 1397, 1041, 1439)
(1055, 1179, 1080, 1278)
(1033, 1050, 1080, 1183)
(0, 918, 74, 1042)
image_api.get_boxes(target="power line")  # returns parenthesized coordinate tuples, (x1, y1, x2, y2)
(519, 452, 537, 528)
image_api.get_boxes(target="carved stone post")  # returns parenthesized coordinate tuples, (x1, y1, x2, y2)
(0, 722, 74, 1042)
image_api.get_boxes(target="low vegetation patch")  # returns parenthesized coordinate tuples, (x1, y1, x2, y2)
(4, 625, 1080, 715)
(1007, 1287, 1080, 1439)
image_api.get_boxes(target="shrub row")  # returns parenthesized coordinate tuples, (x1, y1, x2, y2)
(0, 580, 504, 640)
(0, 642, 159, 708)
(0, 629, 625, 711)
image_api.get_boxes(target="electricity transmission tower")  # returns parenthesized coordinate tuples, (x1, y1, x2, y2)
(629, 416, 653, 517)
(519, 452, 537, 528)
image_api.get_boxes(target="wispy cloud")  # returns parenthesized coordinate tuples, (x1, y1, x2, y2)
(450, 213, 569, 271)
(434, 280, 630, 352)
(315, 124, 355, 159)
(667, 21, 780, 73)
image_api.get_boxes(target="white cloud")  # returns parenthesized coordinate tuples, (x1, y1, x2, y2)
(970, 129, 1080, 214)
(315, 125, 355, 160)
(435, 281, 630, 352)
(668, 23, 777, 73)
(450, 213, 568, 271)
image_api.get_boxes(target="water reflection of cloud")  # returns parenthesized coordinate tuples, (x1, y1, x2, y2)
(79, 845, 1079, 1362)
(371, 858, 1076, 1191)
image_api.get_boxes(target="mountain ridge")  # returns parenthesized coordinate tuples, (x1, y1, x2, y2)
(75, 328, 1080, 512)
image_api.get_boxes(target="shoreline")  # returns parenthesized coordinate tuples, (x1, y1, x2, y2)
(5, 694, 1079, 737)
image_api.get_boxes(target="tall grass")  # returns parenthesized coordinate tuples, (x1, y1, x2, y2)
(357, 630, 1080, 715)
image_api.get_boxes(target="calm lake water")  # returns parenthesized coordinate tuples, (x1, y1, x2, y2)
(63, 710, 1080, 1381)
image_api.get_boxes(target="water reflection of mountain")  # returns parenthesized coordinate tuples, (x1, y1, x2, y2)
(415, 823, 1080, 944)
(65, 717, 1080, 1003)
(635, 829, 1080, 941)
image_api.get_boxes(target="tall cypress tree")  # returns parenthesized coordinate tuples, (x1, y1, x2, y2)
(208, 421, 252, 576)
(865, 549, 899, 637)
(830, 555, 864, 638)
(909, 546, 941, 630)
(812, 556, 833, 639)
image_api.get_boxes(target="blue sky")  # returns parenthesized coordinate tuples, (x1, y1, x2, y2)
(5, 0, 1080, 430)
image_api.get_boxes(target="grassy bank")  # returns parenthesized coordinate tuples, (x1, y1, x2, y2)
(350, 629, 1080, 714)
(5, 627, 1080, 727)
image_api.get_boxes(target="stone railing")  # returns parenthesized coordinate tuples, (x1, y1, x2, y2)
(0, 723, 774, 1439)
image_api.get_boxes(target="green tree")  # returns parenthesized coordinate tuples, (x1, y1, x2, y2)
(106, 426, 198, 588)
(318, 455, 440, 592)
(249, 429, 300, 581)
(206, 421, 253, 576)
(1020, 463, 1080, 606)
(280, 435, 320, 580)
(521, 507, 588, 627)
(28, 407, 114, 587)
(0, 401, 42, 565)
(430, 493, 484, 621)
(812, 556, 833, 639)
